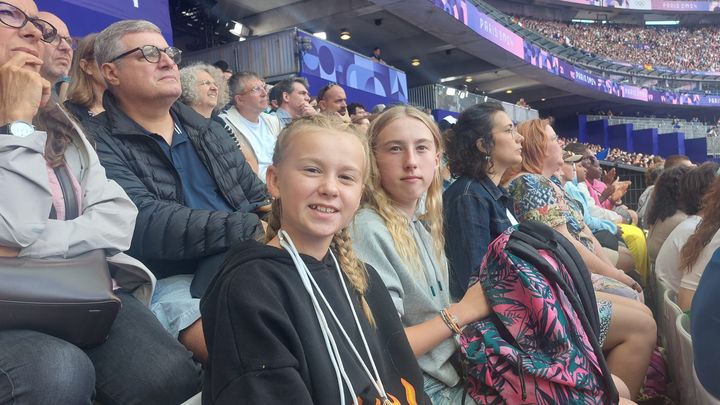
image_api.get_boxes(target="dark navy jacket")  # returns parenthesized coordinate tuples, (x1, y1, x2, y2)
(443, 175, 514, 299)
(86, 92, 268, 279)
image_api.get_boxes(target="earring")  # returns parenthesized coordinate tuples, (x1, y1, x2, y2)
(484, 155, 491, 161)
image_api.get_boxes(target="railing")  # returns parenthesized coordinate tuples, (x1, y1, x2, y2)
(409, 84, 539, 122)
(586, 115, 711, 139)
(183, 29, 300, 82)
(599, 161, 646, 210)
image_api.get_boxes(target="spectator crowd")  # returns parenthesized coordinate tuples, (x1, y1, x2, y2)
(3, 0, 720, 404)
(518, 17, 720, 72)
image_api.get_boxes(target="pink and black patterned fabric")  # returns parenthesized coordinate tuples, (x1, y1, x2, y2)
(460, 222, 618, 404)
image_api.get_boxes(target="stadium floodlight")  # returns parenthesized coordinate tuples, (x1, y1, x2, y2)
(645, 20, 680, 26)
(229, 21, 244, 36)
(440, 75, 462, 83)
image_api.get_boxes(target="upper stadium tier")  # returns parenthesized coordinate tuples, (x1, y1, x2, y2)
(553, 0, 720, 12)
(518, 18, 719, 73)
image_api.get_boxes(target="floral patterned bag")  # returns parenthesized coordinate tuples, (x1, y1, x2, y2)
(460, 221, 618, 404)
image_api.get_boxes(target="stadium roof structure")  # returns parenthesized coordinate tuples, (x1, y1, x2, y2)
(169, 0, 720, 120)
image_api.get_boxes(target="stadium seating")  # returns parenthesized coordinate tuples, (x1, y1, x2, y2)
(663, 289, 684, 392)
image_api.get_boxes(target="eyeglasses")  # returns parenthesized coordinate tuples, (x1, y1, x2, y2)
(108, 45, 182, 65)
(51, 35, 77, 50)
(0, 1, 57, 43)
(198, 80, 217, 87)
(241, 83, 267, 95)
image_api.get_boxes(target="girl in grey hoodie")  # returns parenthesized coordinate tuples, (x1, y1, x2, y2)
(351, 106, 491, 404)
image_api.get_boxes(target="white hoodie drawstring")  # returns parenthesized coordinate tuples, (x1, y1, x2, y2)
(278, 230, 391, 405)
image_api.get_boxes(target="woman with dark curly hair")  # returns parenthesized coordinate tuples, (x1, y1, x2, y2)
(442, 102, 523, 299)
(646, 165, 692, 267)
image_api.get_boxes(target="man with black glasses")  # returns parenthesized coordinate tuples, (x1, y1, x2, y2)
(86, 20, 269, 364)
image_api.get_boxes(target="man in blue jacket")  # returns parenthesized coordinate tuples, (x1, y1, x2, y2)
(85, 19, 269, 363)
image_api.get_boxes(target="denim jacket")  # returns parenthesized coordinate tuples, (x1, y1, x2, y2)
(443, 175, 514, 300)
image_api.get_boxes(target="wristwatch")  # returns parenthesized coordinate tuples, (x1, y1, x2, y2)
(0, 121, 35, 137)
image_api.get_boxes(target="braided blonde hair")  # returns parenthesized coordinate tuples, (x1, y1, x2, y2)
(263, 115, 375, 326)
(364, 106, 446, 277)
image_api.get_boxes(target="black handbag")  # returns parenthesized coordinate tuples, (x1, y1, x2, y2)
(0, 165, 121, 347)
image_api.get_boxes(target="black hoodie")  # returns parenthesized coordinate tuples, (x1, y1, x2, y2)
(201, 239, 431, 405)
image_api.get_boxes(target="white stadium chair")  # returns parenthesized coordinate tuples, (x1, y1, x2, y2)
(663, 290, 683, 391)
(677, 315, 720, 405)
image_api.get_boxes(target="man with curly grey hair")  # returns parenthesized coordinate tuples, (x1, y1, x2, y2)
(85, 19, 269, 366)
(179, 63, 229, 118)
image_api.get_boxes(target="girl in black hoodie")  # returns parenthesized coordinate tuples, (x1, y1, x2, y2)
(201, 115, 430, 405)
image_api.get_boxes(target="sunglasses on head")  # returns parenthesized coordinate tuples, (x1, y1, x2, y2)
(317, 82, 339, 101)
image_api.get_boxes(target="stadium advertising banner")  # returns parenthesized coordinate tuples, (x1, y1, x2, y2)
(36, 0, 173, 42)
(298, 31, 408, 104)
(430, 0, 720, 106)
(556, 0, 720, 11)
(431, 0, 524, 58)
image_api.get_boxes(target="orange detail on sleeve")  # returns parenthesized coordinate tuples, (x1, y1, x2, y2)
(401, 378, 419, 405)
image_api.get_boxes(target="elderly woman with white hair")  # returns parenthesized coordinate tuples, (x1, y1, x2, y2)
(179, 63, 229, 118)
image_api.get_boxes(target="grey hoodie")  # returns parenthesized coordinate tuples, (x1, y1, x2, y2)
(351, 208, 460, 387)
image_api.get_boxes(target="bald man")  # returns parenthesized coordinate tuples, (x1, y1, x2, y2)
(317, 83, 350, 122)
(38, 12, 73, 87)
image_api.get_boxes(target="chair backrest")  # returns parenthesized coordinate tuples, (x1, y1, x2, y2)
(677, 315, 720, 405)
(654, 275, 670, 344)
(663, 289, 683, 387)
(676, 314, 697, 405)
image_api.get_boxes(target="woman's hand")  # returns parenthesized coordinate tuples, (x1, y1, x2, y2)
(0, 246, 19, 257)
(0, 53, 51, 124)
(451, 282, 492, 327)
